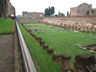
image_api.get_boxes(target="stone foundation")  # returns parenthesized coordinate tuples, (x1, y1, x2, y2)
(74, 53, 96, 72)
(43, 17, 96, 32)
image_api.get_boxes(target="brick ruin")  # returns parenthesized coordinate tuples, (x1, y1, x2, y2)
(0, 0, 15, 18)
(70, 3, 96, 17)
(43, 17, 96, 32)
(19, 12, 44, 23)
(0, 0, 6, 17)
(7, 0, 15, 18)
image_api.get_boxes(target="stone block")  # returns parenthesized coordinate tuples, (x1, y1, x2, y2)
(61, 55, 71, 72)
(53, 54, 62, 62)
(74, 53, 96, 72)
(40, 42, 45, 46)
(43, 45, 49, 49)
(48, 48, 54, 55)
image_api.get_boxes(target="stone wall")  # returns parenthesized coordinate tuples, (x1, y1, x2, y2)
(92, 8, 96, 16)
(70, 3, 95, 17)
(70, 7, 78, 16)
(7, 0, 15, 18)
(74, 53, 96, 72)
(19, 12, 44, 24)
(43, 17, 96, 24)
(0, 0, 15, 18)
(77, 3, 92, 16)
(0, 0, 7, 17)
(42, 17, 96, 32)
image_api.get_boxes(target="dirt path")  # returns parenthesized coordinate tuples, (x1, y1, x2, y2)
(0, 35, 14, 72)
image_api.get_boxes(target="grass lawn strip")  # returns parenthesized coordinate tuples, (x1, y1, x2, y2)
(0, 18, 14, 34)
(25, 24, 96, 63)
(19, 24, 62, 72)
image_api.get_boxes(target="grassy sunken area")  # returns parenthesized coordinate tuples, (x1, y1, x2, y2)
(0, 18, 14, 34)
(19, 24, 62, 72)
(24, 23, 96, 63)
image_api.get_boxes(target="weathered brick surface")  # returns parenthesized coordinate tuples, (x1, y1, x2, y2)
(70, 3, 96, 17)
(74, 53, 96, 72)
(0, 0, 15, 18)
(43, 17, 96, 32)
(19, 12, 44, 23)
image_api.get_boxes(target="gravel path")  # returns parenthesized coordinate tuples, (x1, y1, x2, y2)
(0, 35, 14, 72)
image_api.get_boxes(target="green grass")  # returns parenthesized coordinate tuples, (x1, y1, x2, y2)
(24, 23, 96, 63)
(0, 18, 14, 34)
(19, 24, 62, 72)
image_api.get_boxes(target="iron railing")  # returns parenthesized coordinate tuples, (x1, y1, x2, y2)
(16, 21, 37, 72)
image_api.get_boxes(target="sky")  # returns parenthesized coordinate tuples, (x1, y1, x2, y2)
(10, 0, 96, 16)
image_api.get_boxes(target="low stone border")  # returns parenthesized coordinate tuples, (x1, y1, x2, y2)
(74, 53, 96, 72)
(42, 22, 95, 34)
(53, 54, 71, 72)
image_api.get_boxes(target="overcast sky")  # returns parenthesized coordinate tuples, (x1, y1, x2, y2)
(10, 0, 96, 15)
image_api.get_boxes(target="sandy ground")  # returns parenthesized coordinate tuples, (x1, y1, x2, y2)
(0, 35, 14, 72)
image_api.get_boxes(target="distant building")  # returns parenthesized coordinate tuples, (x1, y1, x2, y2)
(70, 3, 96, 17)
(19, 12, 44, 23)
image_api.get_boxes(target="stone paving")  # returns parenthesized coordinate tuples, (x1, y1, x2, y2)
(0, 35, 14, 72)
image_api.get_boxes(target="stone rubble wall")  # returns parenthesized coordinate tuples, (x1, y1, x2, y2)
(74, 53, 96, 72)
(42, 17, 96, 32)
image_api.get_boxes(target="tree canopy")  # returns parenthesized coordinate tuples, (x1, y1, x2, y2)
(44, 6, 55, 16)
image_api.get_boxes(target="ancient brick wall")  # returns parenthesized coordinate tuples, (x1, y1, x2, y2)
(70, 7, 78, 16)
(19, 12, 44, 23)
(6, 0, 15, 18)
(70, 3, 95, 17)
(0, 0, 15, 18)
(77, 3, 92, 16)
(42, 17, 96, 32)
(43, 17, 96, 24)
(92, 8, 96, 16)
(0, 0, 7, 17)
(7, 1, 15, 17)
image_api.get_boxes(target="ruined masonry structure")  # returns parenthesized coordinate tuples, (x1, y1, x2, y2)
(0, 0, 15, 18)
(19, 12, 44, 23)
(70, 3, 96, 17)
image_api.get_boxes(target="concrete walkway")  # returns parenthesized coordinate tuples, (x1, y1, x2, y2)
(0, 35, 14, 72)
